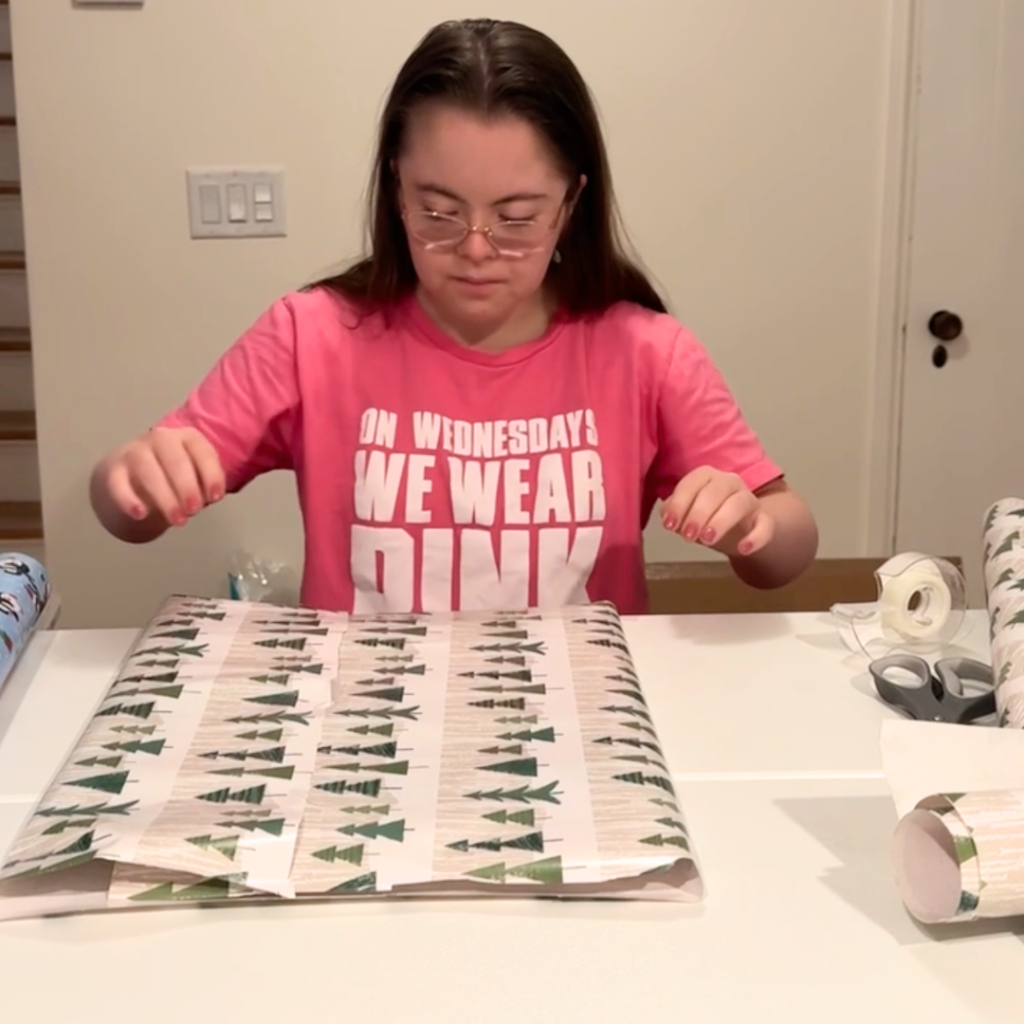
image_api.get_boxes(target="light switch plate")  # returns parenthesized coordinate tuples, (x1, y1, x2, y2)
(186, 167, 287, 239)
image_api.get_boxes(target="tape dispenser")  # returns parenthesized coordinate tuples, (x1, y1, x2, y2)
(830, 552, 968, 658)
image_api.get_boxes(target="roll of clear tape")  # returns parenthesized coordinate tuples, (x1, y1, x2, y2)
(831, 552, 967, 658)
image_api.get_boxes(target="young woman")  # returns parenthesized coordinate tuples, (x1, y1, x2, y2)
(89, 18, 818, 614)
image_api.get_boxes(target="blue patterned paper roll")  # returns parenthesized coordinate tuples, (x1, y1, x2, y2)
(0, 552, 50, 691)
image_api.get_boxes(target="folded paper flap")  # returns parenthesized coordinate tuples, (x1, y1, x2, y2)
(1, 597, 701, 915)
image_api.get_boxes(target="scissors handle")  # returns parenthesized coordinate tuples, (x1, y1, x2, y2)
(869, 654, 996, 724)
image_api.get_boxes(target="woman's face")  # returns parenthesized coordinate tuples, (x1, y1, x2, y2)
(396, 104, 575, 339)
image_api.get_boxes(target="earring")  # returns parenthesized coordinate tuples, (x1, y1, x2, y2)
(553, 249, 562, 265)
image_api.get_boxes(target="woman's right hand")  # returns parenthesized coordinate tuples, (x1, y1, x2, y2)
(91, 426, 226, 540)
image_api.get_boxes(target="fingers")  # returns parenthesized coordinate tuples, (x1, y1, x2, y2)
(125, 444, 187, 526)
(663, 469, 749, 545)
(732, 508, 775, 555)
(662, 468, 771, 555)
(183, 430, 226, 505)
(106, 461, 149, 522)
(106, 428, 225, 529)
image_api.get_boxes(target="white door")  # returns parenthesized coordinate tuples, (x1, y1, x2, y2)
(895, 0, 1024, 601)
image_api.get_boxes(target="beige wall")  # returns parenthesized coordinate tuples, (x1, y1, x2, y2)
(10, 0, 895, 627)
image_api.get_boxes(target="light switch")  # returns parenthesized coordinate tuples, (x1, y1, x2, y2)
(186, 167, 287, 239)
(226, 184, 248, 223)
(198, 185, 222, 224)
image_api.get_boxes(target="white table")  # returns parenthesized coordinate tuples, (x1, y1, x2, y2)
(0, 610, 1017, 1024)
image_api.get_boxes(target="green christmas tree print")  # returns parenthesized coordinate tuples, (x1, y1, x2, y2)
(67, 771, 129, 795)
(312, 843, 365, 865)
(448, 832, 544, 853)
(152, 628, 200, 641)
(35, 800, 138, 818)
(196, 784, 266, 805)
(640, 834, 690, 851)
(319, 742, 397, 759)
(219, 817, 284, 836)
(324, 760, 409, 776)
(117, 670, 178, 684)
(479, 757, 538, 777)
(130, 873, 247, 902)
(338, 819, 407, 842)
(470, 698, 527, 711)
(482, 808, 535, 826)
(600, 704, 652, 722)
(995, 531, 1020, 557)
(498, 728, 555, 743)
(495, 715, 537, 725)
(95, 701, 155, 720)
(316, 779, 383, 798)
(465, 781, 560, 804)
(613, 771, 675, 795)
(334, 706, 419, 721)
(479, 744, 524, 756)
(359, 687, 406, 703)
(75, 755, 123, 769)
(227, 711, 311, 727)
(244, 690, 300, 707)
(187, 834, 240, 860)
(346, 723, 395, 737)
(250, 674, 292, 686)
(255, 637, 307, 650)
(102, 739, 166, 756)
(110, 725, 157, 736)
(235, 728, 284, 742)
(200, 746, 285, 763)
(327, 872, 377, 893)
(466, 855, 563, 885)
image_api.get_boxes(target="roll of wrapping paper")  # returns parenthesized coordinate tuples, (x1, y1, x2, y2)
(0, 551, 51, 691)
(983, 498, 1024, 727)
(886, 499, 1024, 925)
(892, 790, 1024, 924)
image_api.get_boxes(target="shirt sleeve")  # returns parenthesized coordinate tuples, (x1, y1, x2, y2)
(155, 297, 301, 494)
(647, 325, 783, 502)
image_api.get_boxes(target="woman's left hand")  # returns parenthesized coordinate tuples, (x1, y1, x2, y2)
(660, 466, 774, 557)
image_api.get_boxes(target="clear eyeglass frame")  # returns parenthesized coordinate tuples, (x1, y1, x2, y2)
(400, 189, 575, 259)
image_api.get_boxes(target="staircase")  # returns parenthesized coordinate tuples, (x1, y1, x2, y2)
(0, 0, 43, 561)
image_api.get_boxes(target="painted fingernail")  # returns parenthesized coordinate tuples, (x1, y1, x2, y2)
(683, 523, 698, 541)
(210, 488, 223, 502)
(171, 510, 186, 526)
(663, 516, 677, 531)
(701, 527, 716, 543)
(739, 540, 753, 554)
(130, 504, 146, 520)
(184, 498, 199, 514)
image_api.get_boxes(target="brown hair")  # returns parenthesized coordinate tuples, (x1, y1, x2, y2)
(314, 18, 667, 316)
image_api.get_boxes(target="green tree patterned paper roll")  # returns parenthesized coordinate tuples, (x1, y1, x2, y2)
(893, 790, 1024, 924)
(983, 499, 1024, 728)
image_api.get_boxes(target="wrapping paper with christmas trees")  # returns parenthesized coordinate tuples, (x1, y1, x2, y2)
(883, 499, 1024, 926)
(0, 595, 702, 920)
(983, 498, 1024, 727)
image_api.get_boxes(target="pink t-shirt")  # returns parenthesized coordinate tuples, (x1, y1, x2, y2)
(159, 288, 782, 614)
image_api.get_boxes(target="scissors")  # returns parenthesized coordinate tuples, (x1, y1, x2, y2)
(868, 655, 996, 724)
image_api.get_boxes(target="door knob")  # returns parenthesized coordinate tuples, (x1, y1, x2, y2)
(928, 310, 963, 342)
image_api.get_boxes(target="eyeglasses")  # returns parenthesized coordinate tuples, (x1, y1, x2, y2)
(403, 209, 558, 258)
